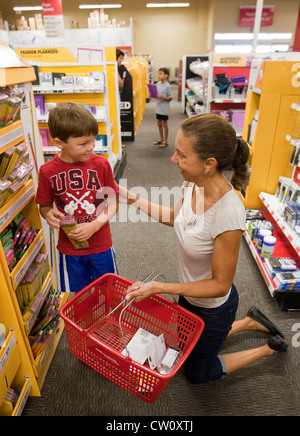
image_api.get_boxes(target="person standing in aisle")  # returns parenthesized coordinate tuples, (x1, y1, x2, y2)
(116, 49, 126, 94)
(119, 113, 287, 384)
(36, 103, 119, 293)
(153, 67, 172, 148)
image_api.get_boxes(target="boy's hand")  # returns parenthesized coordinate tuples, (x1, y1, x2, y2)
(68, 220, 100, 242)
(45, 208, 65, 230)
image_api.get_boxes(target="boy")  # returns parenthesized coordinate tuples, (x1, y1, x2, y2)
(36, 103, 119, 293)
(153, 67, 172, 148)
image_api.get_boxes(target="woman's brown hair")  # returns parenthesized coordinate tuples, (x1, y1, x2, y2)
(181, 113, 250, 191)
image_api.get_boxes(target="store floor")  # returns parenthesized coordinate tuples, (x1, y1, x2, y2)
(23, 86, 300, 416)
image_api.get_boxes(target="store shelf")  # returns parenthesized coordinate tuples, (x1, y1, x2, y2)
(259, 192, 300, 256)
(244, 230, 276, 296)
(0, 377, 31, 416)
(0, 121, 24, 152)
(243, 61, 300, 209)
(23, 274, 52, 334)
(31, 61, 121, 169)
(0, 45, 66, 407)
(0, 331, 21, 405)
(245, 206, 300, 310)
(0, 180, 35, 232)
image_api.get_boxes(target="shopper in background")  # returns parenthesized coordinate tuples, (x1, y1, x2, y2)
(116, 49, 126, 94)
(36, 103, 119, 293)
(153, 67, 172, 148)
(120, 113, 287, 384)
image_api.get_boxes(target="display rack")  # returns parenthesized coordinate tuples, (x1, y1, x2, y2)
(14, 45, 122, 173)
(242, 59, 300, 311)
(242, 60, 300, 209)
(0, 44, 67, 415)
(207, 53, 251, 137)
(181, 55, 209, 117)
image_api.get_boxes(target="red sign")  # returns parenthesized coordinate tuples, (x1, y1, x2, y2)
(239, 5, 275, 27)
(41, 0, 63, 16)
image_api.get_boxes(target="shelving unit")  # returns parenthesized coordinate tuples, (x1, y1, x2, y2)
(181, 55, 209, 116)
(242, 60, 300, 209)
(14, 45, 122, 173)
(242, 59, 300, 311)
(207, 53, 251, 137)
(0, 44, 67, 415)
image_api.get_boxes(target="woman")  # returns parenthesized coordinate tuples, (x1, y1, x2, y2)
(121, 113, 287, 384)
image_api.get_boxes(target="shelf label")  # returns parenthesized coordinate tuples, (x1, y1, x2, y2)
(0, 332, 16, 374)
(0, 185, 34, 230)
(14, 378, 31, 416)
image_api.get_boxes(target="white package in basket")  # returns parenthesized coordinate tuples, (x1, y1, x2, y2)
(122, 328, 166, 369)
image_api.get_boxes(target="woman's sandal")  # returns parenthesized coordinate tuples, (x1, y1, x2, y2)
(159, 142, 168, 148)
(153, 140, 162, 145)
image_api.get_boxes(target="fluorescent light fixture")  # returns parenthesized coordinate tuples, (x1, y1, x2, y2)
(258, 33, 292, 41)
(79, 4, 122, 9)
(215, 45, 252, 54)
(146, 3, 190, 7)
(214, 33, 293, 42)
(215, 33, 253, 41)
(13, 6, 43, 12)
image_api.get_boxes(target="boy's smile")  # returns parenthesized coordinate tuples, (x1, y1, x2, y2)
(55, 135, 96, 163)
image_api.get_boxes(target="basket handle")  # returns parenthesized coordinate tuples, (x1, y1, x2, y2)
(119, 272, 169, 360)
(106, 272, 169, 360)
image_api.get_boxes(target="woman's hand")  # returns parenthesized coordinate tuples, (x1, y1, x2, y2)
(116, 184, 140, 205)
(125, 281, 158, 303)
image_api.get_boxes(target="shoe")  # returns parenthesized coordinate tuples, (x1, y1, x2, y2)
(247, 306, 285, 339)
(159, 142, 168, 148)
(153, 140, 162, 145)
(268, 335, 288, 352)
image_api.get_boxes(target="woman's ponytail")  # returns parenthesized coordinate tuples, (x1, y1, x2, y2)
(230, 138, 250, 191)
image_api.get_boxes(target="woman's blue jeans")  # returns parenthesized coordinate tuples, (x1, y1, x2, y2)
(179, 284, 239, 384)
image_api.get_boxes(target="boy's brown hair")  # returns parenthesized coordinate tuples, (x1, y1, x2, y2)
(48, 102, 99, 142)
(159, 67, 170, 77)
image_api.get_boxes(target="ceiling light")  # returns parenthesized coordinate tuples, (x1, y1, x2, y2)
(146, 3, 190, 8)
(13, 6, 43, 12)
(79, 4, 122, 9)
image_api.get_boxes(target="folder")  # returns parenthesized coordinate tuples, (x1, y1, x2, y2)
(148, 84, 158, 99)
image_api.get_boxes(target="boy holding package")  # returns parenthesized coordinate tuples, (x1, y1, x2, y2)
(36, 102, 118, 293)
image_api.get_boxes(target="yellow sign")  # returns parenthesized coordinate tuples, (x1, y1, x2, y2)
(213, 54, 253, 67)
(15, 47, 77, 64)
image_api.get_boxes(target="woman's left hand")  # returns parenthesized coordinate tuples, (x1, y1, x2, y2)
(125, 281, 158, 303)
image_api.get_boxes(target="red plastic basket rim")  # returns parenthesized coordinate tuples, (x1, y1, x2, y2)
(59, 273, 205, 380)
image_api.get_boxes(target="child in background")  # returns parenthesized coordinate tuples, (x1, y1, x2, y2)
(36, 103, 119, 293)
(153, 67, 172, 148)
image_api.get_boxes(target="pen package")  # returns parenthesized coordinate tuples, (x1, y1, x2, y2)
(60, 215, 89, 250)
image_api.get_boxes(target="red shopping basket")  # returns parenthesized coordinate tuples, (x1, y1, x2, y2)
(59, 273, 204, 404)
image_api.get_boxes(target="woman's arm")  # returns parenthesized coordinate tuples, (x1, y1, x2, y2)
(118, 184, 182, 227)
(68, 195, 118, 241)
(125, 229, 243, 302)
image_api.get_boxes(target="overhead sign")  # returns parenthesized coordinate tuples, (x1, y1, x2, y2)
(41, 0, 65, 38)
(239, 5, 275, 27)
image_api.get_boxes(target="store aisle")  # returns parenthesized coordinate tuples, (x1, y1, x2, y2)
(23, 86, 300, 416)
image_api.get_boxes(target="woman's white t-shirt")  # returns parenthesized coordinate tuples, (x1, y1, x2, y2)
(174, 182, 246, 309)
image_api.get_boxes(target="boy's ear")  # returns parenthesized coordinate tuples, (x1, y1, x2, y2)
(52, 137, 64, 150)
